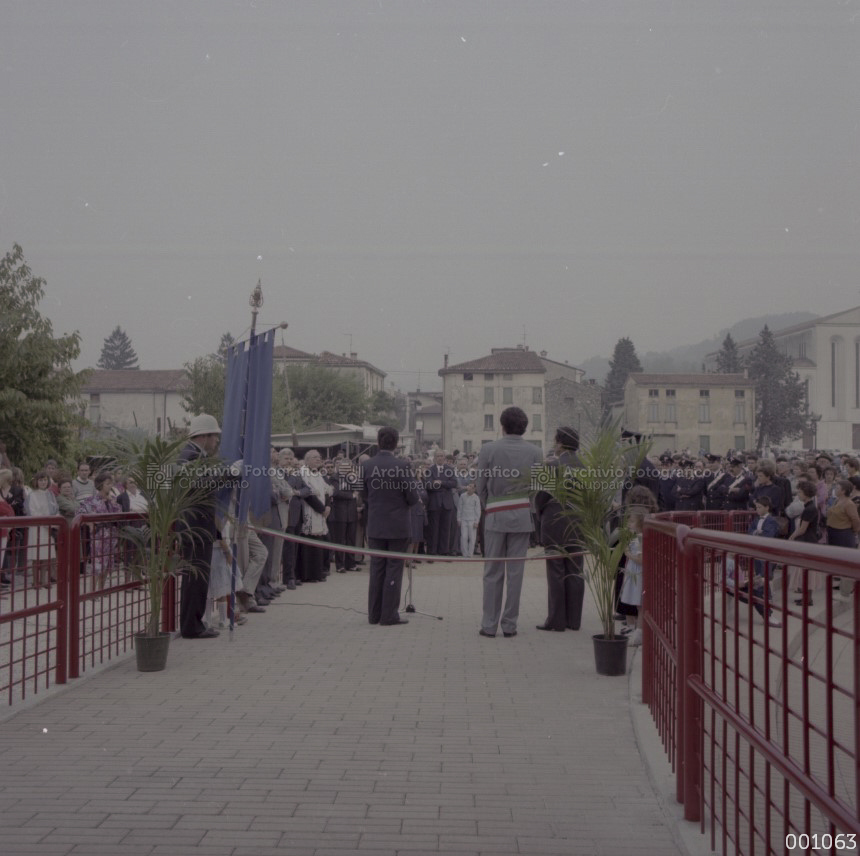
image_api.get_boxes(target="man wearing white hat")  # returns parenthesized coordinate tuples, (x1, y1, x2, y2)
(178, 413, 230, 639)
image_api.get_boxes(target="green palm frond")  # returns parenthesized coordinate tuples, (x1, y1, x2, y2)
(549, 417, 650, 640)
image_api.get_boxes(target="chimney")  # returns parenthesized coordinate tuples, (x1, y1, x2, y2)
(443, 353, 449, 369)
(350, 352, 357, 360)
(540, 350, 547, 358)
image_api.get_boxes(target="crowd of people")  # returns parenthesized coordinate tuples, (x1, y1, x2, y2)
(3, 428, 857, 642)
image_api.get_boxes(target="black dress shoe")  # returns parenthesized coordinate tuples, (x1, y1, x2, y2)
(246, 605, 266, 613)
(381, 619, 409, 625)
(536, 624, 565, 632)
(503, 631, 517, 638)
(184, 628, 219, 639)
(478, 629, 496, 638)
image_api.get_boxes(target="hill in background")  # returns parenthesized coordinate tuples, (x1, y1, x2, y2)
(578, 311, 817, 384)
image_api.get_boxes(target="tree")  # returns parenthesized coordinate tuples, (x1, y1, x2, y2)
(714, 333, 743, 373)
(367, 390, 399, 426)
(273, 364, 368, 433)
(97, 325, 139, 370)
(182, 331, 234, 424)
(0, 244, 87, 474)
(746, 325, 815, 449)
(605, 337, 643, 402)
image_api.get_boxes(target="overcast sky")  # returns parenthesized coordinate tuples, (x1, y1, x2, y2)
(2, 1, 858, 391)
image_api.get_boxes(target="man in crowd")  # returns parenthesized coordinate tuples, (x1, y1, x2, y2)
(425, 450, 457, 556)
(361, 426, 418, 626)
(475, 406, 543, 639)
(177, 413, 238, 639)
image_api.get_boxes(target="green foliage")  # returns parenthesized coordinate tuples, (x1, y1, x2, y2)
(182, 353, 226, 424)
(549, 418, 649, 640)
(0, 244, 87, 475)
(746, 325, 816, 449)
(605, 337, 643, 403)
(273, 364, 368, 433)
(714, 333, 743, 373)
(97, 325, 139, 370)
(115, 435, 216, 637)
(367, 390, 400, 426)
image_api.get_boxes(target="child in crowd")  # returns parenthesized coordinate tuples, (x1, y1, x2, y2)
(619, 511, 645, 646)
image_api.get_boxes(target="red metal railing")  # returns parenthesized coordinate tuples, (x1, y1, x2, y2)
(643, 511, 860, 855)
(68, 512, 178, 679)
(0, 516, 68, 705)
(0, 512, 178, 703)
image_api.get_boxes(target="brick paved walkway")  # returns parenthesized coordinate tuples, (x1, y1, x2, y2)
(0, 558, 685, 856)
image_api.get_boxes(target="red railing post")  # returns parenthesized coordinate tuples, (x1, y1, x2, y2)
(54, 519, 69, 685)
(675, 524, 689, 805)
(67, 518, 82, 680)
(680, 534, 703, 823)
(642, 526, 654, 708)
(161, 576, 176, 634)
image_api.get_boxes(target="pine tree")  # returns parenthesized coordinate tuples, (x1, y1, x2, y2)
(746, 325, 815, 449)
(715, 333, 743, 373)
(605, 337, 643, 402)
(98, 325, 139, 370)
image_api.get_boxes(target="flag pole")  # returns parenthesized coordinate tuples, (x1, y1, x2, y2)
(228, 280, 264, 634)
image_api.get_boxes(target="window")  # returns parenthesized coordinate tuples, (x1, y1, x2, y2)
(647, 403, 659, 422)
(502, 373, 513, 381)
(502, 387, 513, 404)
(666, 389, 676, 398)
(481, 439, 492, 446)
(532, 387, 543, 404)
(699, 389, 710, 398)
(532, 413, 542, 431)
(832, 340, 837, 408)
(699, 401, 710, 423)
(699, 435, 710, 454)
(484, 373, 494, 380)
(734, 402, 746, 424)
(734, 389, 745, 398)
(648, 389, 659, 398)
(463, 372, 473, 381)
(665, 403, 677, 423)
(484, 387, 494, 405)
(462, 440, 472, 454)
(484, 414, 493, 431)
(735, 435, 746, 450)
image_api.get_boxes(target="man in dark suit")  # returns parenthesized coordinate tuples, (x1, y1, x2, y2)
(330, 460, 359, 572)
(535, 427, 585, 632)
(361, 426, 418, 626)
(425, 450, 458, 556)
(177, 413, 238, 639)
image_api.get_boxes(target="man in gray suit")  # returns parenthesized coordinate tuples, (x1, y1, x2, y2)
(361, 426, 419, 626)
(475, 406, 544, 638)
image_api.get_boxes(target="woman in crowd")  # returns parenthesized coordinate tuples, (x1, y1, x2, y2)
(56, 476, 80, 521)
(787, 481, 822, 607)
(0, 469, 17, 585)
(25, 470, 58, 588)
(407, 461, 428, 569)
(76, 471, 122, 588)
(117, 475, 149, 513)
(824, 480, 860, 549)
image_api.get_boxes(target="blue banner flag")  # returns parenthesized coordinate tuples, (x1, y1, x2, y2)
(220, 328, 275, 523)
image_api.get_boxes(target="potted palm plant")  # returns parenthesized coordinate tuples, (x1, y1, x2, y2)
(550, 419, 650, 675)
(118, 435, 214, 671)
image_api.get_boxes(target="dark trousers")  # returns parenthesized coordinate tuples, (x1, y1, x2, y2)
(428, 508, 452, 556)
(367, 537, 408, 624)
(544, 553, 584, 630)
(298, 536, 326, 582)
(180, 541, 212, 638)
(281, 533, 298, 583)
(329, 519, 357, 570)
